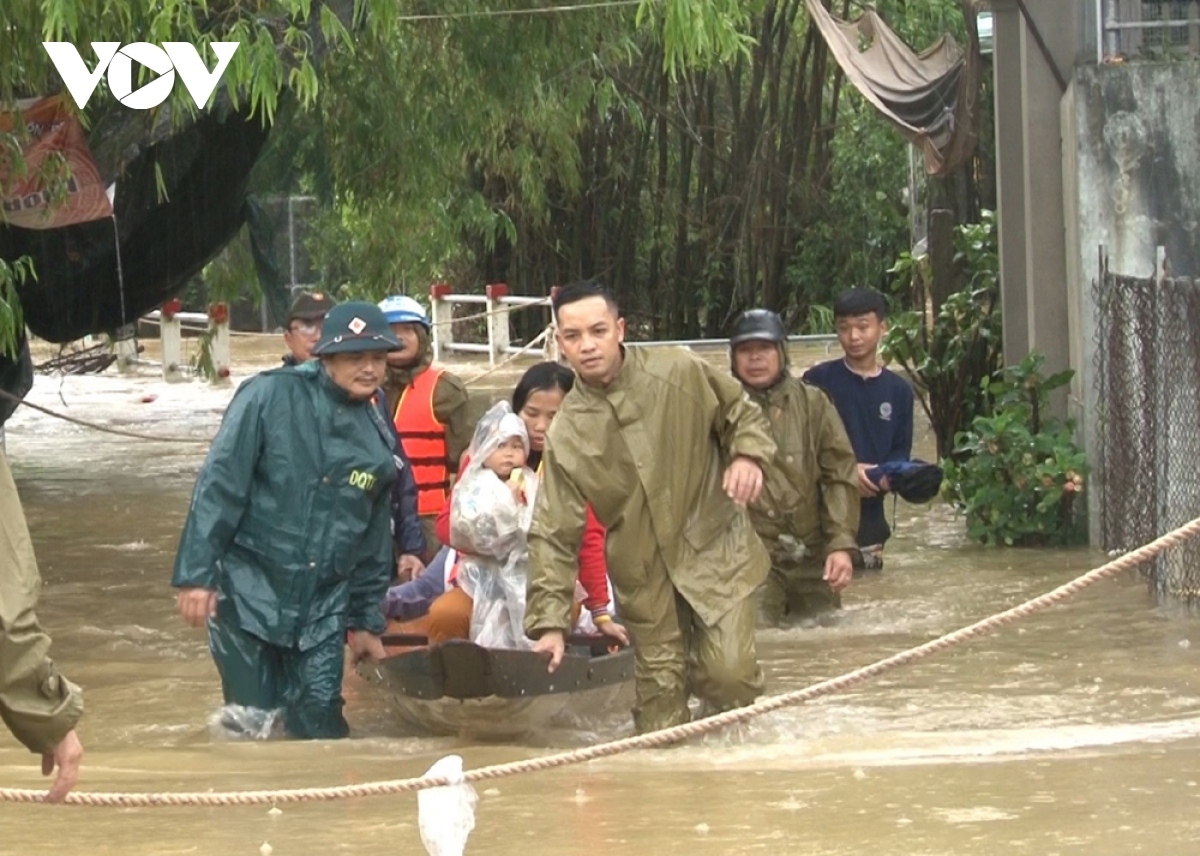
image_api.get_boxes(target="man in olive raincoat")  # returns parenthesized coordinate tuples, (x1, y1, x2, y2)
(1, 449, 85, 801)
(524, 280, 778, 733)
(378, 295, 473, 565)
(729, 309, 860, 627)
(173, 302, 401, 739)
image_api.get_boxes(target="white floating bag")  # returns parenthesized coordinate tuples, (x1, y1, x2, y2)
(418, 755, 478, 856)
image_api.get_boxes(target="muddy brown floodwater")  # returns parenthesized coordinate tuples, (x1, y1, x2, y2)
(3, 339, 1200, 855)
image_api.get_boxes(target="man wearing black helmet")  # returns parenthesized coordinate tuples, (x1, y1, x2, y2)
(730, 309, 861, 626)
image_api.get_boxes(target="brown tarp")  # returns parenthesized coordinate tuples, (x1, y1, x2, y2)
(806, 0, 981, 175)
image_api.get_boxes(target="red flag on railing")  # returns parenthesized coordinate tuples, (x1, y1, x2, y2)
(0, 95, 113, 229)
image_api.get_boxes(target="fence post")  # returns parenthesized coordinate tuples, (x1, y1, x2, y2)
(429, 283, 452, 363)
(209, 302, 232, 384)
(545, 286, 561, 363)
(160, 299, 185, 383)
(1153, 246, 1168, 587)
(485, 282, 510, 367)
(114, 324, 138, 374)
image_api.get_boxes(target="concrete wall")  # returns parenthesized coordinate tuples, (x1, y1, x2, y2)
(1063, 63, 1200, 541)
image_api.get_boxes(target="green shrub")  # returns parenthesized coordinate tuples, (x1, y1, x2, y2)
(942, 352, 1088, 546)
(881, 212, 1004, 459)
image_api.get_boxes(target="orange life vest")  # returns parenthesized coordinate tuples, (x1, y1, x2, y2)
(394, 367, 450, 516)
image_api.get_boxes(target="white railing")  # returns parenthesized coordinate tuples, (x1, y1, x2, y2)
(429, 283, 556, 366)
(429, 283, 838, 366)
(136, 287, 838, 383)
(142, 303, 231, 383)
(625, 334, 838, 351)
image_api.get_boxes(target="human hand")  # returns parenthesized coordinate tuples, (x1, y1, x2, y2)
(506, 469, 527, 503)
(595, 618, 631, 647)
(823, 550, 854, 592)
(723, 456, 764, 506)
(397, 553, 425, 580)
(856, 463, 880, 497)
(532, 630, 566, 673)
(347, 630, 387, 664)
(42, 729, 83, 803)
(176, 588, 217, 628)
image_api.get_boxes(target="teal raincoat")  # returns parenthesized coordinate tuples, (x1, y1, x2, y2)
(172, 362, 396, 737)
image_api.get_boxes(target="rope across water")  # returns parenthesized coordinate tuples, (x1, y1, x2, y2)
(1, 514, 1190, 808)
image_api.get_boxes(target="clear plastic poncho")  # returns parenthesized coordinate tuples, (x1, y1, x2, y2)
(449, 401, 539, 649)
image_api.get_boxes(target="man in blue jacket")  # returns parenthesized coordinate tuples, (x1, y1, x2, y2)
(804, 288, 913, 570)
(173, 301, 401, 739)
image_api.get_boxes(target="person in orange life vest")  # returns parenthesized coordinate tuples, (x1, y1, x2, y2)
(374, 391, 428, 582)
(281, 291, 335, 367)
(429, 362, 628, 645)
(378, 295, 472, 566)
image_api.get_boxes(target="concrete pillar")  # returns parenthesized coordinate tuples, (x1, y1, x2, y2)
(993, 0, 1079, 417)
(429, 282, 452, 363)
(485, 282, 510, 366)
(160, 300, 185, 383)
(1019, 1, 1075, 417)
(209, 303, 232, 385)
(112, 323, 139, 373)
(992, 0, 1031, 363)
(546, 286, 562, 363)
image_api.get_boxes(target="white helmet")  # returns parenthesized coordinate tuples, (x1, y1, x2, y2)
(378, 295, 430, 328)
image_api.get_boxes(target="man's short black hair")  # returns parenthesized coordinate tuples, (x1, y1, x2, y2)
(553, 278, 620, 321)
(833, 287, 888, 320)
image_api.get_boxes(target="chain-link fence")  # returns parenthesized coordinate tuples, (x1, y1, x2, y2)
(1094, 250, 1200, 600)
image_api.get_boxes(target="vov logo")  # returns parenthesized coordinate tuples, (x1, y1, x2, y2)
(43, 42, 241, 111)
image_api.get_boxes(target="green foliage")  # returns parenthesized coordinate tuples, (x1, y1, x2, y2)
(1, 0, 980, 344)
(298, 0, 975, 336)
(635, 0, 754, 76)
(784, 91, 911, 316)
(882, 211, 1003, 458)
(0, 258, 35, 358)
(201, 224, 261, 307)
(31, 1, 330, 119)
(942, 353, 1088, 547)
(1, 0, 336, 349)
(804, 303, 834, 336)
(191, 325, 218, 382)
(303, 3, 640, 296)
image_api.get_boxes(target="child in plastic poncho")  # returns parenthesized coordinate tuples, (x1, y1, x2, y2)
(448, 401, 539, 649)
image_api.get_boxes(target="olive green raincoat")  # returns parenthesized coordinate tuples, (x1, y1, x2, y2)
(382, 326, 473, 557)
(743, 374, 861, 626)
(172, 362, 396, 738)
(526, 346, 777, 732)
(0, 450, 83, 755)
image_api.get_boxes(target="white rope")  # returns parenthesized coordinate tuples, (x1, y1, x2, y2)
(1, 515, 1194, 806)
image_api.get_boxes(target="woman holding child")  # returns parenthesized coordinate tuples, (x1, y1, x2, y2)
(385, 362, 628, 647)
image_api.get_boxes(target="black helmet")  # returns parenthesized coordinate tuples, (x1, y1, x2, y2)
(730, 309, 787, 346)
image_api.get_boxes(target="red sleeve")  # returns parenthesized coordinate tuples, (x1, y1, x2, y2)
(435, 452, 470, 547)
(577, 503, 610, 613)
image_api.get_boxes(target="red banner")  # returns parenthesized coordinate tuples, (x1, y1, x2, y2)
(0, 95, 113, 229)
